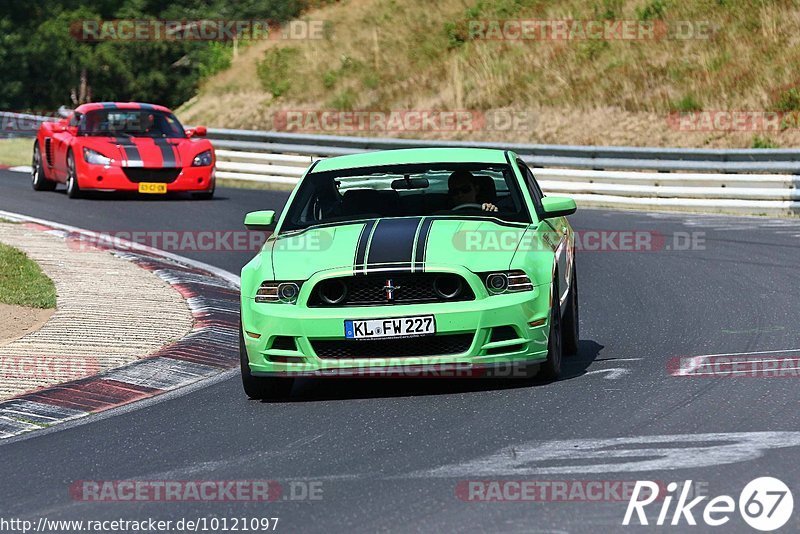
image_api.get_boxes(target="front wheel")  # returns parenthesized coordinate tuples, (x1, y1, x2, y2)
(240, 323, 294, 400)
(65, 151, 81, 199)
(538, 283, 563, 381)
(31, 142, 56, 191)
(192, 175, 215, 200)
(562, 263, 579, 355)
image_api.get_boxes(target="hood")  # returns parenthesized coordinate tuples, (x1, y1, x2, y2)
(81, 136, 211, 168)
(269, 217, 527, 281)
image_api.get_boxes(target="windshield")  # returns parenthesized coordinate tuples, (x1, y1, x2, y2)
(281, 163, 530, 232)
(77, 109, 186, 138)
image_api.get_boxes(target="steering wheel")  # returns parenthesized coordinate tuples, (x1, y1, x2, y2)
(452, 203, 484, 211)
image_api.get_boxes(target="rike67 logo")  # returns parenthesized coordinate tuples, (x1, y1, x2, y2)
(624, 477, 793, 531)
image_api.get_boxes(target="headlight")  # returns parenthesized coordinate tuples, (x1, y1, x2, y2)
(83, 148, 112, 166)
(256, 281, 303, 304)
(192, 150, 213, 167)
(482, 270, 533, 295)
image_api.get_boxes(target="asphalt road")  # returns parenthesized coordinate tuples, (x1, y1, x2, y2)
(1, 169, 800, 533)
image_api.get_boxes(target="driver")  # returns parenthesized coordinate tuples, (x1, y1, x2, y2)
(448, 170, 498, 212)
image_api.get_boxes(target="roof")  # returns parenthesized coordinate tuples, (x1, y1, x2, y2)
(74, 102, 173, 114)
(311, 148, 510, 173)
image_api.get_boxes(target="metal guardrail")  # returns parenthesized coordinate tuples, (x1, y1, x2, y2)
(0, 112, 53, 138)
(207, 128, 800, 174)
(209, 132, 800, 216)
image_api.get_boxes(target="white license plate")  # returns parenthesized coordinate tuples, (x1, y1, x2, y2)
(344, 315, 435, 340)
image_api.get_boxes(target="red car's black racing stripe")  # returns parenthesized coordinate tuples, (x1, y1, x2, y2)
(113, 138, 142, 167)
(153, 138, 177, 167)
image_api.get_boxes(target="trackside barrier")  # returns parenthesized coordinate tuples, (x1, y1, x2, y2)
(2, 114, 797, 215)
(206, 130, 800, 216)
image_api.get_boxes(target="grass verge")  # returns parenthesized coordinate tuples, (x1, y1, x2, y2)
(0, 242, 56, 308)
(0, 138, 32, 167)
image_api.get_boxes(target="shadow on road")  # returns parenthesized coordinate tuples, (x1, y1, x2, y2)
(268, 339, 604, 403)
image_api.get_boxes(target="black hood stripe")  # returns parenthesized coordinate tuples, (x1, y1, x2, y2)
(354, 219, 378, 275)
(113, 138, 142, 167)
(413, 218, 435, 272)
(365, 218, 422, 273)
(154, 138, 177, 167)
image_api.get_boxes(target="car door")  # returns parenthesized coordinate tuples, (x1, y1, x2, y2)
(51, 114, 79, 180)
(516, 158, 570, 304)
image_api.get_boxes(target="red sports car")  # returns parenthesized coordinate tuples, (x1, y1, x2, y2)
(31, 102, 215, 199)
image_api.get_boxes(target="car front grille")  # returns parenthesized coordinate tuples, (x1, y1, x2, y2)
(311, 333, 474, 359)
(308, 273, 475, 307)
(123, 168, 181, 183)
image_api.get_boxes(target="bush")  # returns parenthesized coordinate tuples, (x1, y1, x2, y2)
(257, 47, 301, 98)
(751, 135, 778, 149)
(774, 88, 800, 112)
(671, 94, 702, 112)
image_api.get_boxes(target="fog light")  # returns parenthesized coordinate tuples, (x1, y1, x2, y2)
(255, 281, 303, 304)
(278, 282, 300, 303)
(486, 273, 508, 294)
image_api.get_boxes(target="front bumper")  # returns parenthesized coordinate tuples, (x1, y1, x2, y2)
(241, 282, 552, 377)
(76, 164, 214, 192)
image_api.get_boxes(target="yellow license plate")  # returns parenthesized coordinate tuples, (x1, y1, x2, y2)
(138, 182, 167, 194)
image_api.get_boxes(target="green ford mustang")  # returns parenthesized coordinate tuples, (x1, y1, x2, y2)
(240, 148, 578, 399)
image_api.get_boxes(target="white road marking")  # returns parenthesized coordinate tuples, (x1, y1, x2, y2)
(0, 416, 40, 438)
(411, 432, 800, 476)
(585, 368, 630, 380)
(0, 400, 85, 424)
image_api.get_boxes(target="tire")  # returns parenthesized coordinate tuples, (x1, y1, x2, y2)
(192, 176, 215, 200)
(31, 142, 56, 191)
(240, 322, 294, 400)
(65, 151, 81, 199)
(538, 282, 563, 381)
(562, 263, 579, 356)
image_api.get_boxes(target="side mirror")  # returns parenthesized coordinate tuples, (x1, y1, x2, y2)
(188, 126, 207, 137)
(541, 196, 577, 219)
(245, 210, 275, 230)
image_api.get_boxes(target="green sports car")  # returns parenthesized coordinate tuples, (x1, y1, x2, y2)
(240, 148, 578, 399)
